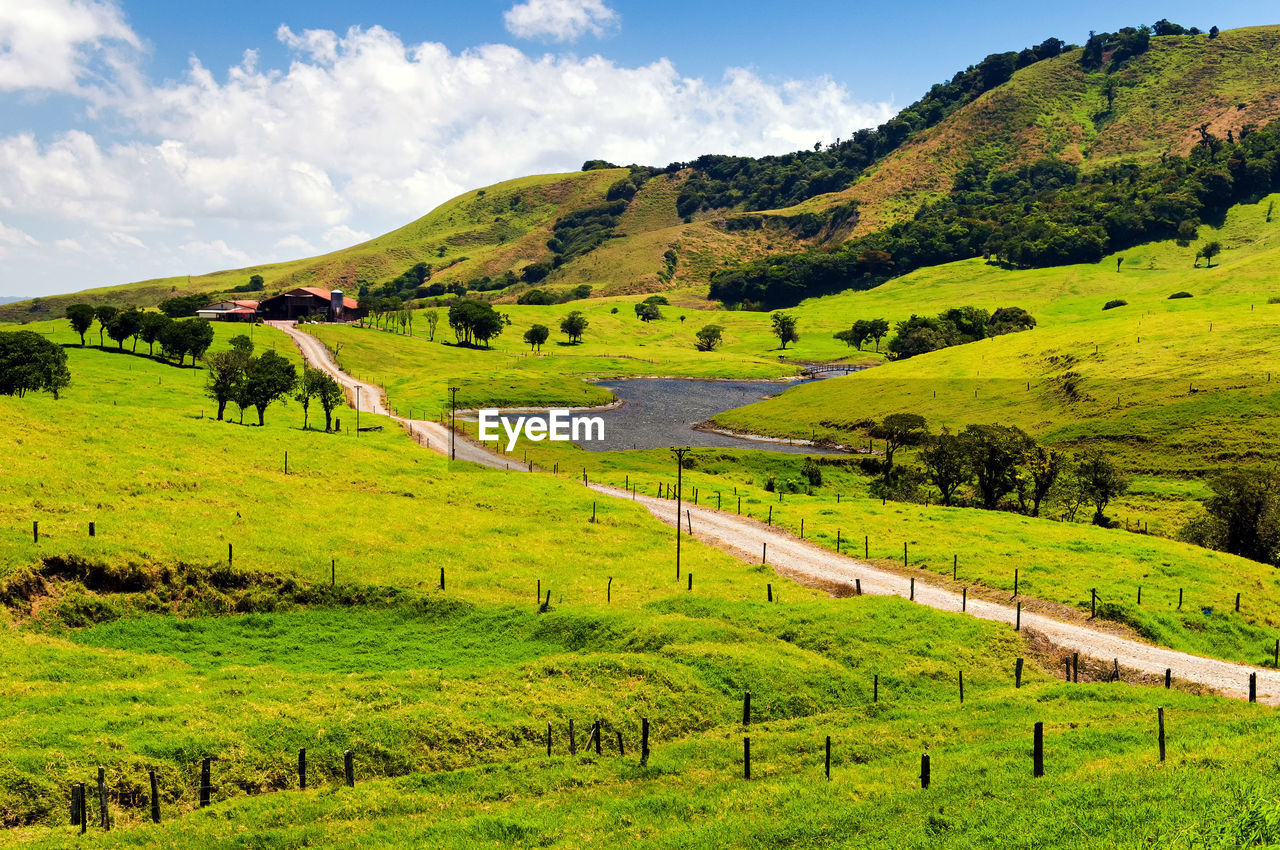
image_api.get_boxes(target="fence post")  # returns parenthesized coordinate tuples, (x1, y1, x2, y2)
(547, 722, 552, 757)
(33, 521, 38, 543)
(910, 577, 914, 600)
(743, 692, 751, 726)
(1250, 672, 1257, 703)
(873, 674, 878, 703)
(1016, 602, 1021, 631)
(855, 579, 861, 596)
(345, 750, 354, 787)
(825, 735, 831, 780)
(98, 766, 110, 829)
(958, 670, 964, 703)
(228, 543, 233, 568)
(1165, 668, 1171, 689)
(89, 521, 95, 537)
(298, 748, 306, 790)
(569, 719, 576, 755)
(144, 769, 158, 823)
(1013, 569, 1018, 597)
(1091, 588, 1096, 618)
(1033, 722, 1044, 777)
(1157, 707, 1166, 762)
(1073, 652, 1079, 683)
(641, 718, 650, 766)
(1015, 658, 1024, 688)
(70, 783, 81, 827)
(198, 757, 213, 808)
(744, 737, 751, 780)
(767, 584, 772, 602)
(920, 753, 930, 789)
(1236, 592, 1241, 613)
(962, 587, 966, 612)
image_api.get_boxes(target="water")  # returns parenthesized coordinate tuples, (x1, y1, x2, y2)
(493, 377, 845, 454)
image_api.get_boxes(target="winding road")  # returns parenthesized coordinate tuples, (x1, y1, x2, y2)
(276, 321, 1280, 704)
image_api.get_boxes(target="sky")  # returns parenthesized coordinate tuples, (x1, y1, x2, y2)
(0, 0, 1276, 298)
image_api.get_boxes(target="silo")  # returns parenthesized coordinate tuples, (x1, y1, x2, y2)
(330, 289, 344, 321)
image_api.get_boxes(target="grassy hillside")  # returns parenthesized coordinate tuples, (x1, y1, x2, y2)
(714, 192, 1280, 478)
(10, 322, 1280, 847)
(790, 25, 1280, 236)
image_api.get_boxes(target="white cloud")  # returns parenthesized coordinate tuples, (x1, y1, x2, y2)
(0, 23, 894, 297)
(0, 220, 37, 247)
(322, 224, 371, 248)
(504, 0, 619, 42)
(0, 0, 139, 93)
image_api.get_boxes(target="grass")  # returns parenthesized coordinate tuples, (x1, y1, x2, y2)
(500, 438, 1280, 668)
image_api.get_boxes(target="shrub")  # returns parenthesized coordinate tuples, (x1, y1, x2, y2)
(1168, 291, 1193, 299)
(1103, 299, 1128, 310)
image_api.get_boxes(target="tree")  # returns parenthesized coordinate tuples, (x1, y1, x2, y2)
(315, 371, 345, 431)
(635, 302, 662, 322)
(959, 424, 1031, 510)
(987, 307, 1037, 336)
(93, 305, 118, 348)
(694, 324, 724, 351)
(523, 324, 549, 352)
(834, 320, 870, 350)
(1022, 444, 1064, 517)
(229, 334, 253, 357)
(295, 366, 329, 429)
(185, 319, 215, 363)
(66, 304, 95, 346)
(919, 430, 969, 506)
(205, 349, 249, 421)
(560, 310, 589, 344)
(0, 330, 71, 399)
(107, 308, 143, 351)
(158, 294, 207, 318)
(137, 312, 171, 356)
(425, 309, 439, 341)
(867, 318, 890, 351)
(1181, 469, 1280, 564)
(158, 320, 189, 365)
(240, 350, 297, 426)
(448, 299, 504, 347)
(1074, 450, 1129, 526)
(869, 413, 928, 479)
(770, 312, 799, 349)
(1198, 240, 1222, 267)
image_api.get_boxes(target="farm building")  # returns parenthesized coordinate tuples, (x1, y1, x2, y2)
(195, 300, 260, 322)
(258, 288, 362, 322)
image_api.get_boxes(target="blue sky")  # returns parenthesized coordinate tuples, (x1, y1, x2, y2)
(0, 0, 1276, 297)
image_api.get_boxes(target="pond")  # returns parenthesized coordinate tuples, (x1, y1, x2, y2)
(493, 377, 848, 454)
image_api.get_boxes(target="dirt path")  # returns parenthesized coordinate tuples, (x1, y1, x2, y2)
(276, 321, 1280, 704)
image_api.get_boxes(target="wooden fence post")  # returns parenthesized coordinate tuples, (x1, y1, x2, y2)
(1165, 668, 1171, 689)
(1016, 602, 1021, 631)
(767, 583, 772, 602)
(70, 783, 81, 827)
(1033, 722, 1044, 777)
(547, 722, 552, 757)
(199, 758, 211, 808)
(1073, 652, 1079, 683)
(920, 753, 930, 789)
(904, 541, 908, 566)
(873, 674, 879, 703)
(687, 573, 692, 591)
(345, 750, 354, 787)
(641, 718, 650, 766)
(962, 587, 966, 612)
(33, 521, 38, 543)
(569, 719, 576, 755)
(89, 521, 95, 537)
(1090, 588, 1096, 618)
(1178, 588, 1183, 610)
(768, 506, 772, 526)
(910, 577, 914, 600)
(228, 543, 233, 568)
(958, 670, 964, 703)
(825, 735, 831, 780)
(1250, 672, 1257, 703)
(607, 577, 612, 603)
(855, 579, 861, 596)
(762, 543, 767, 564)
(744, 737, 751, 780)
(1064, 658, 1070, 682)
(439, 567, 445, 591)
(1013, 569, 1018, 597)
(149, 770, 159, 823)
(1015, 658, 1024, 688)
(298, 748, 306, 790)
(743, 692, 751, 726)
(98, 766, 110, 829)
(1157, 707, 1166, 762)
(1236, 592, 1241, 613)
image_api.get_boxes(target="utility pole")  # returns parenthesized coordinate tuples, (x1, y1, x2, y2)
(448, 385, 460, 460)
(671, 447, 691, 579)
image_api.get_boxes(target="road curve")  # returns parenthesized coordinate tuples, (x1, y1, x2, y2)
(275, 321, 1279, 704)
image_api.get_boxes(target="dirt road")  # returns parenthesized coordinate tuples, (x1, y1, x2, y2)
(277, 321, 1280, 704)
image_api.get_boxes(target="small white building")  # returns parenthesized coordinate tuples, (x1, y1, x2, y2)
(196, 300, 260, 322)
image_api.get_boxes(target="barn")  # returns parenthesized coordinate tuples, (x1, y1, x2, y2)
(258, 288, 362, 322)
(196, 300, 260, 322)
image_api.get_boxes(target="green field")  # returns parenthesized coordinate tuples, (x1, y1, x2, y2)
(4, 321, 1280, 846)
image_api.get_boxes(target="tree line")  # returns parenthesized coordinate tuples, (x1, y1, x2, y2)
(205, 335, 343, 428)
(65, 305, 214, 366)
(671, 36, 1071, 218)
(861, 413, 1130, 526)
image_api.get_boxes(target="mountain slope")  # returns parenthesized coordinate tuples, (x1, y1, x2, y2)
(789, 25, 1280, 236)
